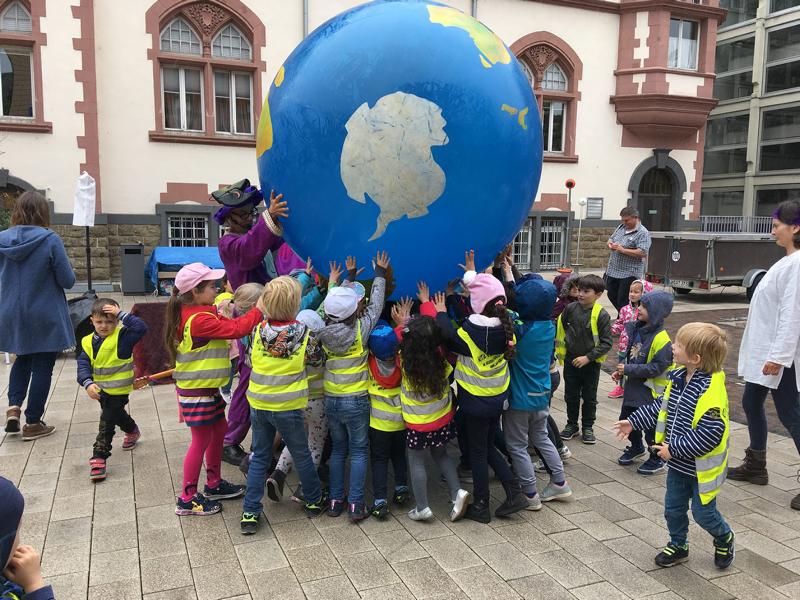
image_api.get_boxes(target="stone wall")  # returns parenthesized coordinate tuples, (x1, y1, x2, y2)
(568, 226, 616, 270)
(108, 224, 162, 280)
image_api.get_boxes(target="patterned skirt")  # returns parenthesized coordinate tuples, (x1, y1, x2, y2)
(177, 393, 226, 427)
(406, 420, 456, 450)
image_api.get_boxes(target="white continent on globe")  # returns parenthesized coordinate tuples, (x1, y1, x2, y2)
(340, 91, 449, 241)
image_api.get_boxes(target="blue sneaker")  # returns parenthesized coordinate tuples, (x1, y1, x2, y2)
(637, 454, 666, 475)
(204, 479, 245, 500)
(618, 445, 647, 466)
(348, 501, 369, 522)
(175, 494, 222, 516)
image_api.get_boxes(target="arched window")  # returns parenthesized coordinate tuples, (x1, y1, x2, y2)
(542, 63, 567, 91)
(160, 18, 201, 55)
(0, 1, 30, 33)
(212, 24, 251, 60)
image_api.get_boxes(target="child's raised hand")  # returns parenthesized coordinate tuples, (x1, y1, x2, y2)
(417, 281, 430, 303)
(305, 257, 314, 275)
(3, 545, 46, 594)
(267, 190, 288, 221)
(433, 292, 447, 313)
(102, 304, 120, 318)
(458, 249, 476, 272)
(328, 261, 342, 285)
(391, 296, 413, 328)
(373, 251, 391, 270)
(611, 420, 632, 440)
(86, 384, 101, 401)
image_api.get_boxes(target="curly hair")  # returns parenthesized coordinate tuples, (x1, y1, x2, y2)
(399, 315, 449, 399)
(482, 299, 516, 361)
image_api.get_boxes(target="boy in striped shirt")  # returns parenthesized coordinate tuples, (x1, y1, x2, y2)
(613, 322, 734, 570)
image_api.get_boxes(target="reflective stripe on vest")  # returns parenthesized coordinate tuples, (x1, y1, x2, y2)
(307, 366, 325, 399)
(453, 328, 510, 396)
(247, 323, 309, 411)
(555, 303, 607, 364)
(640, 330, 672, 399)
(323, 321, 369, 396)
(173, 313, 232, 389)
(655, 370, 729, 504)
(81, 328, 134, 395)
(369, 379, 404, 432)
(400, 362, 453, 426)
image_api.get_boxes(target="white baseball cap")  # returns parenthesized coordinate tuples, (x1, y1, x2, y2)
(323, 287, 359, 321)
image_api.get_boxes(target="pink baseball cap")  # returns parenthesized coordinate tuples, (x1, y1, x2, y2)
(174, 262, 226, 294)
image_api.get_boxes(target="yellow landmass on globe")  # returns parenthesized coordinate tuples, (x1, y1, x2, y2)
(427, 5, 510, 68)
(274, 66, 285, 87)
(256, 66, 286, 157)
(501, 104, 529, 130)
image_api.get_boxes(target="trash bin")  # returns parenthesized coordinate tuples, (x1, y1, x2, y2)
(121, 244, 146, 295)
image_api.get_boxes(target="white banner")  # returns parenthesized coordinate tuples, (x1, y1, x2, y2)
(72, 171, 96, 227)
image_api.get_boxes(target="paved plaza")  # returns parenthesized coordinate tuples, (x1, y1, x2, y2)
(3, 289, 800, 600)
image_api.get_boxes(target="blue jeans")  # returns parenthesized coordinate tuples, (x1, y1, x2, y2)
(325, 394, 370, 504)
(8, 352, 58, 424)
(664, 468, 730, 546)
(244, 407, 322, 514)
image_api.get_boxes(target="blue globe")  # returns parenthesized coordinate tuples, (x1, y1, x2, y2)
(257, 0, 542, 296)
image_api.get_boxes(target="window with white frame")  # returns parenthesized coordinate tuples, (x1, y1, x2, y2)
(214, 70, 252, 134)
(168, 214, 209, 247)
(714, 36, 755, 101)
(0, 1, 31, 33)
(765, 24, 800, 94)
(759, 104, 800, 172)
(0, 45, 32, 117)
(704, 113, 749, 175)
(720, 0, 757, 28)
(770, 0, 800, 13)
(212, 24, 251, 60)
(541, 63, 566, 153)
(668, 18, 699, 70)
(160, 18, 201, 55)
(513, 219, 532, 269)
(162, 66, 203, 131)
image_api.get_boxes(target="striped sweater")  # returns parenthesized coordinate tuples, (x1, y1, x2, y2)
(627, 367, 725, 477)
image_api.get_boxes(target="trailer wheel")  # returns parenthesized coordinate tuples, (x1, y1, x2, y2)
(746, 272, 765, 301)
(674, 288, 692, 295)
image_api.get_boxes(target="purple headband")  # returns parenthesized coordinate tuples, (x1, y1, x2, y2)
(772, 208, 800, 226)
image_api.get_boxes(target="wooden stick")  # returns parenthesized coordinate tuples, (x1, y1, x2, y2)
(133, 368, 175, 390)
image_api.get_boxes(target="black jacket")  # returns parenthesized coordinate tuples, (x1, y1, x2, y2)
(560, 302, 612, 362)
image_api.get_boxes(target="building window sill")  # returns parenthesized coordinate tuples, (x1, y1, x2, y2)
(544, 154, 579, 163)
(149, 130, 255, 147)
(0, 120, 52, 133)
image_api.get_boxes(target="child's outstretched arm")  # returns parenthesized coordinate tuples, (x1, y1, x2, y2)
(189, 307, 263, 341)
(433, 292, 471, 356)
(116, 308, 149, 359)
(358, 251, 389, 344)
(625, 400, 661, 432)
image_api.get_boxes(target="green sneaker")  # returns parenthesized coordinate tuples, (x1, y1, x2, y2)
(581, 427, 596, 445)
(240, 511, 260, 535)
(655, 543, 689, 567)
(714, 531, 734, 569)
(560, 423, 579, 440)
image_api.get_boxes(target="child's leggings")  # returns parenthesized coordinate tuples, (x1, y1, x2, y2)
(407, 445, 460, 511)
(275, 397, 328, 473)
(181, 418, 227, 501)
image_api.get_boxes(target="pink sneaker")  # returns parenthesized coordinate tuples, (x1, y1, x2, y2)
(122, 427, 140, 450)
(608, 385, 624, 399)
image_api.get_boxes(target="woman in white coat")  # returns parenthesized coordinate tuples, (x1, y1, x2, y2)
(729, 200, 800, 509)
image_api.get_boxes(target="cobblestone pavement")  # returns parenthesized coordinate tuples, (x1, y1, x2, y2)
(4, 290, 799, 600)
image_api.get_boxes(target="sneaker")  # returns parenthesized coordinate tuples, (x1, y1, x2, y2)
(654, 543, 689, 567)
(533, 458, 547, 473)
(525, 493, 543, 511)
(559, 445, 572, 460)
(121, 427, 141, 450)
(618, 445, 647, 466)
(348, 501, 369, 522)
(581, 428, 596, 445)
(240, 511, 260, 535)
(304, 491, 328, 517)
(608, 385, 624, 399)
(5, 407, 20, 433)
(457, 464, 474, 484)
(393, 487, 411, 506)
(327, 499, 344, 517)
(266, 469, 286, 502)
(89, 458, 106, 481)
(21, 421, 55, 441)
(371, 500, 389, 519)
(450, 489, 471, 522)
(540, 481, 573, 502)
(560, 423, 579, 440)
(290, 484, 306, 504)
(714, 531, 735, 569)
(238, 453, 251, 476)
(175, 493, 222, 516)
(637, 454, 666, 475)
(222, 444, 247, 466)
(204, 479, 245, 500)
(408, 506, 434, 521)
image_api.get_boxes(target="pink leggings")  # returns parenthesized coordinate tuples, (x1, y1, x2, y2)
(181, 418, 227, 501)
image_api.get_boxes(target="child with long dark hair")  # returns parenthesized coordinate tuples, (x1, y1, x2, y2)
(164, 263, 263, 516)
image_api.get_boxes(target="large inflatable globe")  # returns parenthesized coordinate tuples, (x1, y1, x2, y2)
(257, 0, 542, 296)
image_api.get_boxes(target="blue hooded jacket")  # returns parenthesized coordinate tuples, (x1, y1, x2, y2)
(509, 277, 557, 412)
(0, 226, 76, 355)
(622, 290, 674, 408)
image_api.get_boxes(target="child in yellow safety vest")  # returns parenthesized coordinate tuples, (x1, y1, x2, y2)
(165, 263, 263, 517)
(77, 298, 147, 482)
(366, 323, 409, 519)
(613, 322, 734, 570)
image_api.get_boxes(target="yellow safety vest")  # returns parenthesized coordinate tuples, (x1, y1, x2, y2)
(307, 364, 325, 400)
(555, 303, 607, 364)
(400, 362, 453, 427)
(214, 292, 234, 307)
(247, 323, 309, 411)
(655, 370, 729, 505)
(369, 376, 404, 432)
(81, 328, 134, 396)
(323, 321, 369, 397)
(453, 328, 511, 397)
(173, 313, 231, 390)
(641, 329, 672, 399)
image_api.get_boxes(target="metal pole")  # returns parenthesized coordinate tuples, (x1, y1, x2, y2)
(576, 211, 583, 275)
(85, 225, 93, 293)
(303, 0, 309, 38)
